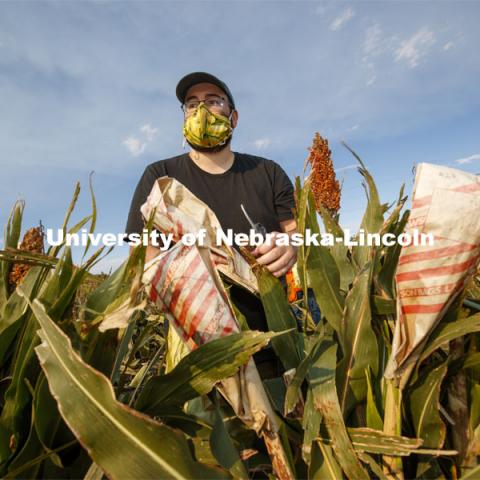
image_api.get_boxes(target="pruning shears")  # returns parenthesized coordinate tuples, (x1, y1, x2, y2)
(240, 204, 267, 238)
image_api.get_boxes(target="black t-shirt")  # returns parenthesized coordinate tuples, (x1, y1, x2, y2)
(124, 151, 295, 240)
(124, 151, 295, 336)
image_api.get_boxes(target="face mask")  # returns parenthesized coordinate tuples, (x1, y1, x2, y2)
(183, 103, 233, 149)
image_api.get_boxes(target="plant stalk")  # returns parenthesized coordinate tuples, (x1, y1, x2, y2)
(382, 379, 404, 479)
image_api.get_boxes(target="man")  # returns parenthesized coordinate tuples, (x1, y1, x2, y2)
(124, 72, 297, 377)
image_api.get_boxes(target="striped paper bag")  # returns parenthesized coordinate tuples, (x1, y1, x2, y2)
(142, 242, 294, 479)
(140, 176, 258, 294)
(385, 163, 480, 385)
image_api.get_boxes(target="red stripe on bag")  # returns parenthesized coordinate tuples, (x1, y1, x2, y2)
(188, 287, 218, 338)
(401, 303, 445, 314)
(149, 254, 172, 303)
(177, 270, 210, 325)
(412, 196, 432, 209)
(396, 255, 479, 282)
(454, 183, 480, 194)
(169, 254, 202, 313)
(399, 243, 477, 265)
(411, 183, 480, 209)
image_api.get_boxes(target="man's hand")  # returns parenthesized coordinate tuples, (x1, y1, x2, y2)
(251, 231, 297, 277)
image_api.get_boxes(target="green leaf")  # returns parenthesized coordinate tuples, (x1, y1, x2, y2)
(0, 312, 41, 464)
(316, 201, 355, 291)
(318, 427, 457, 457)
(376, 210, 409, 299)
(210, 398, 248, 479)
(33, 374, 64, 455)
(365, 368, 383, 430)
(336, 261, 379, 416)
(295, 177, 310, 317)
(460, 464, 480, 479)
(342, 144, 384, 269)
(410, 360, 448, 448)
(81, 172, 97, 260)
(82, 253, 142, 376)
(469, 384, 480, 432)
(250, 259, 302, 371)
(309, 441, 342, 480)
(135, 330, 279, 414)
(372, 295, 396, 315)
(301, 388, 322, 465)
(357, 452, 388, 480)
(306, 191, 344, 334)
(309, 339, 369, 480)
(419, 313, 480, 365)
(0, 201, 24, 306)
(285, 335, 321, 415)
(46, 182, 81, 258)
(0, 266, 44, 365)
(29, 297, 226, 480)
(6, 395, 44, 478)
(347, 428, 421, 455)
(409, 359, 448, 478)
(0, 249, 57, 269)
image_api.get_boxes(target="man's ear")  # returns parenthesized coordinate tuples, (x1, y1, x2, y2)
(231, 110, 239, 129)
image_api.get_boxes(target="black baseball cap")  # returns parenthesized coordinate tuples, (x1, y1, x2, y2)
(176, 72, 236, 109)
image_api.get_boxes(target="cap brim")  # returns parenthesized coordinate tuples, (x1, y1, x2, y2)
(176, 72, 235, 108)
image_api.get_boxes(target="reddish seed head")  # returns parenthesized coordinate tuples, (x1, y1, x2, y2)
(306, 133, 341, 215)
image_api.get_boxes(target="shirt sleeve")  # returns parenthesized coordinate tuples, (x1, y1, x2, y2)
(272, 162, 295, 222)
(124, 164, 164, 244)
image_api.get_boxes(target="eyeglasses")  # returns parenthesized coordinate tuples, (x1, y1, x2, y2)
(182, 95, 230, 114)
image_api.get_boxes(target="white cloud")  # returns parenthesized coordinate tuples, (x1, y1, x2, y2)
(122, 136, 146, 157)
(363, 24, 382, 57)
(395, 27, 435, 68)
(254, 138, 271, 150)
(455, 153, 480, 165)
(361, 24, 388, 86)
(140, 123, 158, 141)
(330, 8, 355, 31)
(122, 122, 158, 156)
(443, 41, 454, 51)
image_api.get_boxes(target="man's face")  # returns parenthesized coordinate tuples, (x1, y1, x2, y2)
(183, 82, 238, 128)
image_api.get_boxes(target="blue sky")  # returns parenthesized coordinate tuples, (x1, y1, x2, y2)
(1, 1, 479, 273)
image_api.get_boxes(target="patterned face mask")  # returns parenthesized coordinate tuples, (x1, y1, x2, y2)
(183, 103, 233, 149)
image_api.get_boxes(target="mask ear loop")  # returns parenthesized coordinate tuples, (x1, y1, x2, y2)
(215, 109, 235, 147)
(182, 137, 187, 149)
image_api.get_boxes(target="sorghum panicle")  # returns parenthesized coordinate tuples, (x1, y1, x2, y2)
(306, 133, 341, 215)
(8, 226, 45, 290)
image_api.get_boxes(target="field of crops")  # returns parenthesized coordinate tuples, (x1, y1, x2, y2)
(0, 139, 479, 479)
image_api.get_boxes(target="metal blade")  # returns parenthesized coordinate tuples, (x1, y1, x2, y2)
(240, 203, 256, 230)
